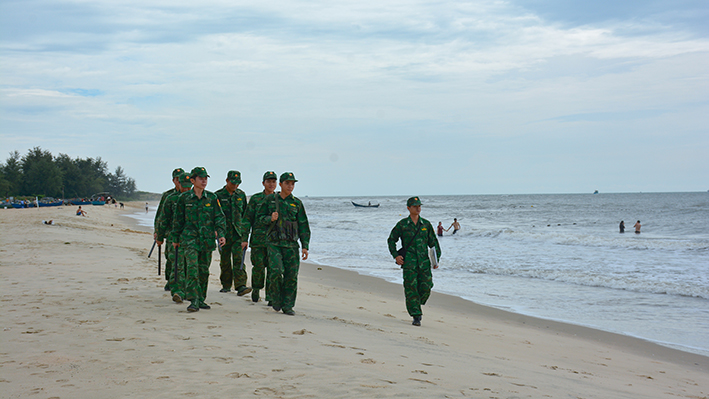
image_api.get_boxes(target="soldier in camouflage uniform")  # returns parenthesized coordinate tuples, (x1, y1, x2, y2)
(242, 171, 278, 303)
(154, 168, 185, 290)
(387, 196, 441, 326)
(256, 172, 310, 315)
(215, 171, 251, 296)
(170, 167, 227, 312)
(155, 172, 192, 303)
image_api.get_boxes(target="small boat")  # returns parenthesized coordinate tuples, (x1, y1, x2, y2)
(70, 199, 92, 205)
(593, 190, 599, 194)
(352, 201, 379, 208)
(91, 201, 105, 206)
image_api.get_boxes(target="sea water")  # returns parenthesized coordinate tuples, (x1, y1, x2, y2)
(127, 192, 709, 356)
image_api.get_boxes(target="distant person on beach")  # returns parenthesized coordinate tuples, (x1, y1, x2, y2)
(170, 167, 226, 313)
(215, 170, 250, 296)
(154, 168, 185, 291)
(447, 218, 460, 235)
(634, 220, 641, 234)
(76, 206, 87, 216)
(256, 172, 311, 316)
(242, 171, 279, 304)
(145, 202, 149, 213)
(155, 172, 192, 303)
(387, 196, 441, 327)
(619, 221, 625, 233)
(437, 222, 444, 237)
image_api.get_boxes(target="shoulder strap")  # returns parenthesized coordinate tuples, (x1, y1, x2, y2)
(401, 220, 421, 252)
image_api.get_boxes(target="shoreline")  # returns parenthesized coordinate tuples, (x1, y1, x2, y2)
(2, 203, 707, 398)
(123, 202, 708, 363)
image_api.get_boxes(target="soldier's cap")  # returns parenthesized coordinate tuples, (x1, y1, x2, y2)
(279, 172, 298, 183)
(190, 167, 209, 178)
(178, 172, 193, 188)
(263, 171, 277, 181)
(172, 168, 185, 178)
(227, 170, 242, 184)
(407, 197, 422, 207)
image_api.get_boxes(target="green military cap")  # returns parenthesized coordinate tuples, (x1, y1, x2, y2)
(190, 166, 209, 178)
(263, 171, 277, 181)
(227, 170, 242, 184)
(178, 172, 193, 188)
(407, 196, 422, 207)
(279, 172, 298, 183)
(172, 168, 185, 178)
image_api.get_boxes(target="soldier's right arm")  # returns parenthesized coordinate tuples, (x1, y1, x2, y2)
(156, 195, 176, 243)
(241, 195, 257, 242)
(256, 194, 275, 226)
(387, 221, 402, 259)
(153, 190, 171, 229)
(168, 193, 186, 244)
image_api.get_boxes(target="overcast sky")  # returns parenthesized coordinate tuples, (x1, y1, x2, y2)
(1, 0, 707, 196)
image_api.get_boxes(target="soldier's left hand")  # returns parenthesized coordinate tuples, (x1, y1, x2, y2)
(241, 241, 248, 250)
(302, 248, 309, 260)
(218, 237, 226, 247)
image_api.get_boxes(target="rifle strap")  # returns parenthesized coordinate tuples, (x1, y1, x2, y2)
(266, 192, 281, 236)
(401, 220, 421, 253)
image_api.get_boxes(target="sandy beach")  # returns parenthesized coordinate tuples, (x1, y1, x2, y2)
(1, 203, 707, 399)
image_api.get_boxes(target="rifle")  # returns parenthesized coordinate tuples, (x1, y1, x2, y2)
(148, 239, 157, 258)
(158, 244, 162, 276)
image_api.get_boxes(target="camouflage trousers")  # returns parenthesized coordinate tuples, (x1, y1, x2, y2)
(163, 241, 174, 289)
(219, 238, 247, 290)
(267, 245, 300, 311)
(169, 245, 186, 299)
(183, 247, 212, 305)
(250, 246, 270, 301)
(402, 264, 434, 317)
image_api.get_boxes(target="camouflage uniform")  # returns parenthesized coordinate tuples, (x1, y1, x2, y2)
(257, 172, 310, 313)
(387, 197, 441, 319)
(169, 167, 226, 309)
(242, 171, 279, 302)
(153, 168, 185, 290)
(214, 171, 249, 293)
(155, 173, 192, 301)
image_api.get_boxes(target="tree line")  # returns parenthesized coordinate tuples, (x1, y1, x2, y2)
(0, 147, 137, 199)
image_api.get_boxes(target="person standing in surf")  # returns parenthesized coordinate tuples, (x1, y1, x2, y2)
(447, 218, 460, 235)
(387, 197, 441, 327)
(634, 220, 641, 234)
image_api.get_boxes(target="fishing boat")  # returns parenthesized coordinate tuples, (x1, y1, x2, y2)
(70, 199, 92, 205)
(352, 201, 379, 208)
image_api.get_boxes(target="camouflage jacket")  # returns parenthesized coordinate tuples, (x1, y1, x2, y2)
(214, 185, 247, 240)
(169, 189, 227, 251)
(242, 191, 270, 247)
(387, 216, 441, 269)
(154, 191, 180, 242)
(153, 187, 176, 231)
(257, 192, 310, 249)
